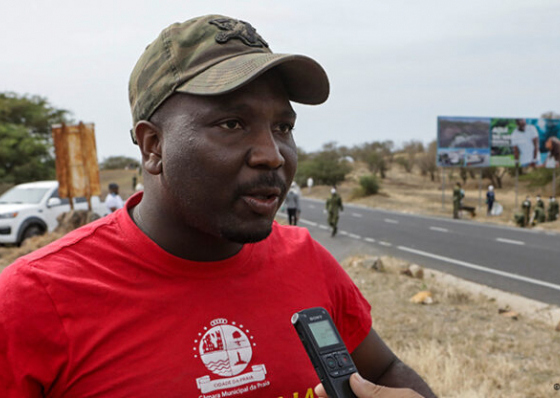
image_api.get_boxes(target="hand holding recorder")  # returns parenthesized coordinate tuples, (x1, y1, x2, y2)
(292, 307, 424, 398)
(314, 373, 424, 398)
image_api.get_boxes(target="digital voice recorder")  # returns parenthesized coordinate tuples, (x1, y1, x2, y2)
(291, 307, 358, 398)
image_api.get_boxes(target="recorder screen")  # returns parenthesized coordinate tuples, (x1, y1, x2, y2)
(308, 320, 340, 347)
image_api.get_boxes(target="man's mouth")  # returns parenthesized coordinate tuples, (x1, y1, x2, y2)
(241, 187, 282, 216)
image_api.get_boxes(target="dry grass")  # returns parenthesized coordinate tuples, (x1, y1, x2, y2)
(343, 256, 560, 398)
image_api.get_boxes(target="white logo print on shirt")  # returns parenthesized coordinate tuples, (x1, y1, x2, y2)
(194, 318, 269, 395)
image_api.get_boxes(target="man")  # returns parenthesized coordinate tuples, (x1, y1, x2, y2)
(326, 187, 344, 236)
(285, 183, 301, 225)
(452, 182, 462, 219)
(511, 119, 540, 167)
(0, 15, 434, 398)
(104, 182, 124, 212)
(522, 196, 532, 227)
(535, 194, 545, 211)
(486, 185, 495, 216)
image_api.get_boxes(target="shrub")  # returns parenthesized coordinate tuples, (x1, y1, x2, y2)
(359, 175, 380, 196)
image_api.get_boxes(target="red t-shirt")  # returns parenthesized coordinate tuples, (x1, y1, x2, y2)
(0, 193, 372, 398)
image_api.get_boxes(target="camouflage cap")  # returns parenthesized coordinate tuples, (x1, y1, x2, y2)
(129, 14, 330, 143)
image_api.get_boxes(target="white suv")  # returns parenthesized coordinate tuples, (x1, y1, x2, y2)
(0, 181, 109, 246)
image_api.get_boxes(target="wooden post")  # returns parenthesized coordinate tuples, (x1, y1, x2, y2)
(553, 168, 557, 198)
(441, 167, 445, 210)
(515, 165, 519, 209)
(478, 169, 482, 210)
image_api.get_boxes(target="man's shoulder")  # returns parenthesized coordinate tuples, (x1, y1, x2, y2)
(270, 221, 312, 242)
(5, 213, 119, 273)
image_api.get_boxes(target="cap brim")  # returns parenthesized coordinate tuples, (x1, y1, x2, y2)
(175, 53, 329, 105)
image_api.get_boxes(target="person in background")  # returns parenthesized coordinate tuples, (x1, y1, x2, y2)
(486, 185, 495, 216)
(521, 196, 531, 227)
(326, 187, 344, 236)
(535, 194, 545, 211)
(452, 182, 462, 219)
(105, 182, 124, 213)
(132, 175, 138, 191)
(285, 183, 301, 225)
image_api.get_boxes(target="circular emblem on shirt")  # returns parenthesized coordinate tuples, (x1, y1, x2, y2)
(198, 324, 253, 377)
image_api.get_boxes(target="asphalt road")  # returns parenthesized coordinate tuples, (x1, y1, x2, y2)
(280, 197, 560, 306)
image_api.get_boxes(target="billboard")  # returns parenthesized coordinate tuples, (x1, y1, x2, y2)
(52, 122, 101, 200)
(437, 116, 560, 168)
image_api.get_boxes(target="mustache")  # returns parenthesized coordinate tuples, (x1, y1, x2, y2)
(234, 173, 288, 197)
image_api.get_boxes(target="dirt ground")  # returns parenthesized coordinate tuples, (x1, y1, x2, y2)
(341, 255, 560, 398)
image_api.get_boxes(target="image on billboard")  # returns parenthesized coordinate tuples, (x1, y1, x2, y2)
(437, 117, 490, 167)
(540, 119, 560, 169)
(490, 118, 542, 167)
(438, 116, 560, 168)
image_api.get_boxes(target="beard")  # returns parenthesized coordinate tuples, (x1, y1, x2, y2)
(219, 222, 273, 244)
(217, 172, 287, 243)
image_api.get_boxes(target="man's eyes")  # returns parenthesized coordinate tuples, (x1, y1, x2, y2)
(275, 123, 295, 135)
(219, 120, 243, 130)
(217, 120, 294, 134)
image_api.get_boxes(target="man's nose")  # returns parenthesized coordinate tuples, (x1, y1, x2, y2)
(246, 128, 285, 169)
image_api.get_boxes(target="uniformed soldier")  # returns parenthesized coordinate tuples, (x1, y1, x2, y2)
(452, 182, 462, 219)
(535, 194, 545, 211)
(521, 196, 531, 227)
(326, 187, 344, 236)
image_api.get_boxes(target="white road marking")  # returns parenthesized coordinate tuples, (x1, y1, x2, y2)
(308, 205, 316, 209)
(351, 213, 363, 218)
(364, 237, 376, 243)
(299, 219, 317, 227)
(349, 234, 361, 239)
(384, 219, 399, 224)
(339, 231, 349, 236)
(430, 226, 449, 233)
(496, 238, 525, 246)
(398, 246, 560, 292)
(379, 241, 392, 247)
(318, 225, 329, 230)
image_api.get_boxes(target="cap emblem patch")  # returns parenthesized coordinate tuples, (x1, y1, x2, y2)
(209, 18, 269, 48)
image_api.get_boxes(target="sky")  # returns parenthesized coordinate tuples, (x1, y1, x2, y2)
(2, 0, 559, 162)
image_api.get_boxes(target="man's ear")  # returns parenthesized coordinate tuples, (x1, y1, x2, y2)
(134, 121, 163, 175)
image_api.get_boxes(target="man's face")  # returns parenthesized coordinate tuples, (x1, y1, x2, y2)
(516, 119, 526, 131)
(153, 71, 297, 243)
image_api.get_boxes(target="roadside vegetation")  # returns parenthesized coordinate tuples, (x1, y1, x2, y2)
(341, 255, 559, 398)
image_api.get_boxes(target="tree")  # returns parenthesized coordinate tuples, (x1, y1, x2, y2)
(399, 140, 424, 173)
(417, 140, 437, 181)
(0, 93, 70, 139)
(295, 142, 352, 187)
(100, 156, 141, 170)
(0, 124, 56, 183)
(352, 140, 393, 179)
(0, 92, 71, 183)
(541, 111, 560, 119)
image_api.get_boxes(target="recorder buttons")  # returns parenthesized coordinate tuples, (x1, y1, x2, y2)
(336, 353, 351, 367)
(322, 352, 356, 377)
(325, 355, 337, 369)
